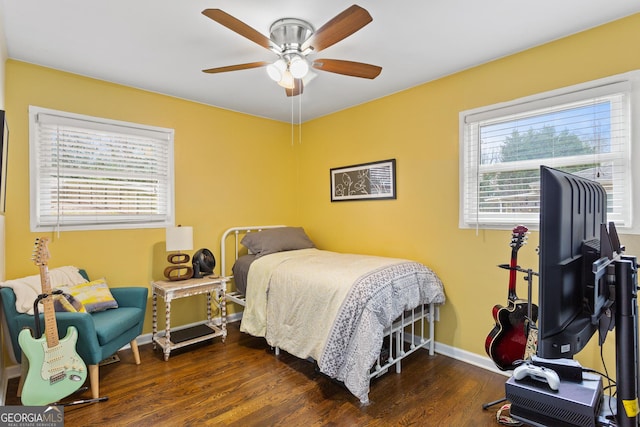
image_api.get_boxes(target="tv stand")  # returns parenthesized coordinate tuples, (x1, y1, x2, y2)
(613, 256, 639, 427)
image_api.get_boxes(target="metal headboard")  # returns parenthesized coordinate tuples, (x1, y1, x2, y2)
(220, 225, 286, 277)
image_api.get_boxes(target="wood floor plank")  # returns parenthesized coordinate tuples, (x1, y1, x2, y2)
(4, 322, 509, 426)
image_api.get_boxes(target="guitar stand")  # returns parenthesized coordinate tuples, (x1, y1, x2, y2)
(33, 291, 64, 338)
(52, 388, 109, 407)
(482, 266, 538, 415)
(482, 396, 508, 410)
(32, 292, 109, 406)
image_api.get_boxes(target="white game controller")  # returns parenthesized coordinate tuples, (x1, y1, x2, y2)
(512, 363, 560, 390)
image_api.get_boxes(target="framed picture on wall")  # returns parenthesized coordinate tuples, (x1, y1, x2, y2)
(0, 110, 8, 213)
(330, 159, 396, 202)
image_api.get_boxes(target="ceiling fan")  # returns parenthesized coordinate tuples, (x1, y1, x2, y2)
(202, 5, 382, 97)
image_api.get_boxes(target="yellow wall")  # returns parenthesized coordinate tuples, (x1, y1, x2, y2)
(4, 61, 297, 329)
(296, 13, 640, 373)
(4, 14, 640, 378)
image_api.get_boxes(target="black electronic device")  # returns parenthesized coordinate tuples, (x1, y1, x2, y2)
(534, 165, 638, 427)
(192, 248, 216, 278)
(530, 356, 584, 383)
(537, 166, 614, 359)
(506, 373, 603, 427)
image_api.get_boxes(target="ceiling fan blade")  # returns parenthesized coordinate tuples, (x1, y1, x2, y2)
(202, 61, 269, 74)
(286, 79, 303, 97)
(202, 9, 274, 51)
(302, 5, 373, 52)
(312, 59, 382, 79)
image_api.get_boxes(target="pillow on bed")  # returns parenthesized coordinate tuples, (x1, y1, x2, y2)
(232, 254, 256, 295)
(241, 227, 315, 257)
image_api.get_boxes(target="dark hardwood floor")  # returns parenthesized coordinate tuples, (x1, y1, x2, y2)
(5, 323, 510, 426)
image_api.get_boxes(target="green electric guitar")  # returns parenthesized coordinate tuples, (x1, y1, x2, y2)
(18, 237, 87, 405)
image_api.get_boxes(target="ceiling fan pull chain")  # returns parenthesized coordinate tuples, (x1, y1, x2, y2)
(299, 91, 302, 144)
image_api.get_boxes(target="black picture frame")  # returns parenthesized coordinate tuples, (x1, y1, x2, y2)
(0, 110, 8, 213)
(330, 159, 396, 202)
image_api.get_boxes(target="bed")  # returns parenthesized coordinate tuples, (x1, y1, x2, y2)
(220, 226, 446, 404)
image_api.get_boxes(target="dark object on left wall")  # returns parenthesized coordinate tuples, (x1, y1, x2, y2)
(193, 248, 216, 278)
(0, 109, 8, 213)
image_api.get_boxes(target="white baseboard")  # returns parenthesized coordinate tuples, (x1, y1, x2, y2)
(400, 329, 509, 377)
(3, 363, 20, 382)
(434, 341, 510, 377)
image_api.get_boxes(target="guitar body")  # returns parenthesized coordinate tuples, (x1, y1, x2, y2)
(18, 326, 87, 405)
(485, 300, 538, 370)
(485, 225, 538, 370)
(18, 237, 87, 405)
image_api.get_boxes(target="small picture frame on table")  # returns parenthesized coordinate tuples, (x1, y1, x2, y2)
(330, 159, 396, 202)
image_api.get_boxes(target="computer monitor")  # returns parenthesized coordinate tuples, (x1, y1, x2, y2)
(537, 165, 616, 359)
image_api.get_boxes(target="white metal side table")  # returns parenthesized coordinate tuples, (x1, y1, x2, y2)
(151, 276, 228, 361)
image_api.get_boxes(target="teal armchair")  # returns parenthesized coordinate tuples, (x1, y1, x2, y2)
(0, 271, 148, 400)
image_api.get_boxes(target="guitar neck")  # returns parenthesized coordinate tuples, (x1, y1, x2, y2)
(38, 264, 59, 348)
(507, 247, 520, 302)
(507, 225, 528, 302)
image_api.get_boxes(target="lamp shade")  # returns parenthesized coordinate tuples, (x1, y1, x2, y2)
(289, 55, 309, 79)
(266, 59, 287, 82)
(166, 226, 193, 252)
(277, 71, 295, 89)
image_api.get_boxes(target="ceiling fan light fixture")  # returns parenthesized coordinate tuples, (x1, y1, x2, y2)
(289, 55, 309, 79)
(302, 70, 317, 86)
(202, 6, 381, 98)
(266, 58, 287, 82)
(277, 71, 295, 89)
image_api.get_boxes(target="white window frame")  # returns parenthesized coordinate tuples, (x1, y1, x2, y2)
(29, 106, 175, 232)
(459, 70, 640, 233)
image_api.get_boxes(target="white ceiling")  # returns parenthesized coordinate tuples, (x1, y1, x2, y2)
(2, 1, 639, 123)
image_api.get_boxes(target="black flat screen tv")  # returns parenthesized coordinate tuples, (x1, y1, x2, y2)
(537, 165, 614, 359)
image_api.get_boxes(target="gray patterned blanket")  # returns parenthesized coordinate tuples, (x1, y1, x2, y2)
(319, 261, 445, 403)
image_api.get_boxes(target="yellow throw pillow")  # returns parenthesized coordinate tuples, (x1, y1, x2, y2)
(53, 293, 86, 313)
(56, 278, 118, 313)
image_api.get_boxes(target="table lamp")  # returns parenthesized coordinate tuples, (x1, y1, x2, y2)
(164, 225, 194, 281)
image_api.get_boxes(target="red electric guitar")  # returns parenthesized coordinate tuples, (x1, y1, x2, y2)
(485, 225, 538, 371)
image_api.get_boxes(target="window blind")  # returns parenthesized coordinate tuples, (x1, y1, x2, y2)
(30, 106, 175, 231)
(459, 74, 635, 230)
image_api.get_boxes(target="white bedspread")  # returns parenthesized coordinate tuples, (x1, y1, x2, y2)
(240, 248, 446, 404)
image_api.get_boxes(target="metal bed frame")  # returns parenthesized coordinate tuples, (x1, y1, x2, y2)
(220, 226, 438, 378)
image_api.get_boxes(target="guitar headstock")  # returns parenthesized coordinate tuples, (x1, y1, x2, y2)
(32, 237, 50, 267)
(510, 225, 529, 251)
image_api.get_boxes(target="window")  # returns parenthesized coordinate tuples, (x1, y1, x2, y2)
(29, 106, 174, 231)
(459, 71, 640, 231)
